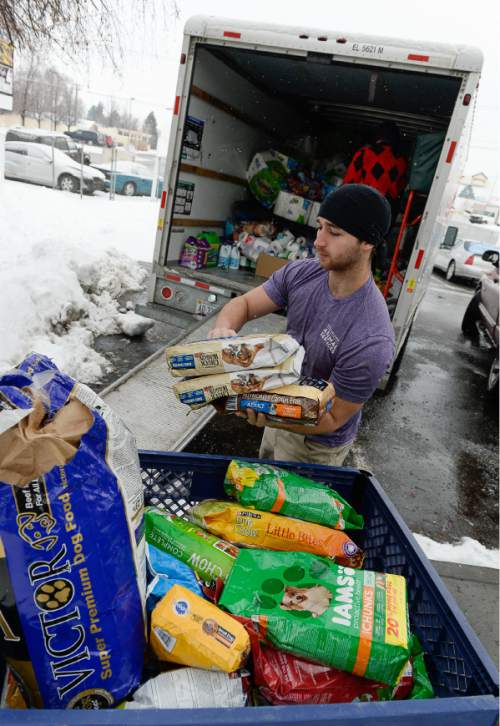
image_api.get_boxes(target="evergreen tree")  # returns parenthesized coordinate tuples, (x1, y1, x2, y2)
(143, 111, 158, 150)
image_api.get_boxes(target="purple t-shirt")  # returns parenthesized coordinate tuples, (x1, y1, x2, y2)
(263, 259, 395, 447)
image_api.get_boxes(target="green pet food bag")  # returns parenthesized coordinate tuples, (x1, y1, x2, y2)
(144, 508, 238, 596)
(219, 549, 410, 687)
(224, 460, 364, 530)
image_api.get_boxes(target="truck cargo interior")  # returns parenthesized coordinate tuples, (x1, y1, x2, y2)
(165, 43, 462, 315)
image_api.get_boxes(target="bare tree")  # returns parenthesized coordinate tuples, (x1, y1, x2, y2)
(27, 69, 49, 127)
(120, 111, 138, 131)
(0, 1, 180, 71)
(44, 67, 65, 130)
(12, 51, 37, 124)
(60, 84, 84, 131)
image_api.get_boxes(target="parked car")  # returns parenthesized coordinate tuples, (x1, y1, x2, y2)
(91, 161, 163, 197)
(64, 129, 106, 147)
(5, 126, 90, 165)
(461, 249, 499, 395)
(4, 141, 106, 194)
(433, 235, 500, 282)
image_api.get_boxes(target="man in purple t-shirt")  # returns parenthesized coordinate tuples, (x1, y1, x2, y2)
(209, 184, 395, 466)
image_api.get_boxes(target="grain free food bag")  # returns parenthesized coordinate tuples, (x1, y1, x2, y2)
(217, 377, 335, 426)
(224, 460, 364, 530)
(151, 585, 250, 673)
(189, 501, 364, 568)
(243, 625, 413, 705)
(125, 668, 250, 709)
(219, 549, 410, 687)
(172, 347, 305, 410)
(166, 334, 300, 377)
(145, 508, 239, 601)
(0, 354, 146, 709)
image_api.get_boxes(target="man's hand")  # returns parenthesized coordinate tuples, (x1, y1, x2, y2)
(207, 328, 237, 339)
(208, 287, 281, 340)
(236, 395, 364, 435)
(235, 409, 275, 428)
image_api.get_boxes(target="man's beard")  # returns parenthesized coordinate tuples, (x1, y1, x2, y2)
(318, 247, 365, 272)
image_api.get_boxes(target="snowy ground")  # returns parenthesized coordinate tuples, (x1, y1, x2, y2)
(0, 179, 159, 382)
(414, 534, 498, 569)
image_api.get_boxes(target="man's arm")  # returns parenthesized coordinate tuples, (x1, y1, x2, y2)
(239, 395, 363, 435)
(208, 285, 281, 338)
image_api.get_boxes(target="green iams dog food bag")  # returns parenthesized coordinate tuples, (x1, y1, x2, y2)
(219, 549, 410, 687)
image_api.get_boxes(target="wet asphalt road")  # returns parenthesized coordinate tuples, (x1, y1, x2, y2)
(94, 271, 498, 549)
(351, 273, 498, 550)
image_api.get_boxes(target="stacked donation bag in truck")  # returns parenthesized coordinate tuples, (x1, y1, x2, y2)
(141, 16, 482, 387)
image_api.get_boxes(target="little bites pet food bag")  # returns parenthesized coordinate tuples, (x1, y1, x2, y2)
(224, 460, 364, 530)
(151, 585, 250, 673)
(166, 334, 300, 377)
(0, 354, 146, 709)
(219, 549, 410, 687)
(189, 501, 364, 568)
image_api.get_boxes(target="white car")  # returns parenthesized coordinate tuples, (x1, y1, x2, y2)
(4, 141, 105, 194)
(433, 237, 500, 282)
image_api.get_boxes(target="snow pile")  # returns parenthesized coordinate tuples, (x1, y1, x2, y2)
(414, 533, 499, 569)
(117, 311, 155, 337)
(0, 180, 159, 382)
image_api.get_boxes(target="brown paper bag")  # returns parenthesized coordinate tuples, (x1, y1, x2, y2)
(0, 397, 93, 487)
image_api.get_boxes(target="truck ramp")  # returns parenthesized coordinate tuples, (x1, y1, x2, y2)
(101, 313, 287, 451)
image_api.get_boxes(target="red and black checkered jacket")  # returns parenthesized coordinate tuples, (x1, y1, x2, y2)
(343, 142, 407, 200)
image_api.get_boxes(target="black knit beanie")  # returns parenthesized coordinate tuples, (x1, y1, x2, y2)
(318, 184, 392, 247)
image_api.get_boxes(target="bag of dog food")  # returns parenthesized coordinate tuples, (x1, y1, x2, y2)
(166, 334, 300, 377)
(219, 549, 410, 687)
(173, 347, 305, 410)
(0, 354, 146, 709)
(146, 543, 204, 611)
(145, 508, 239, 601)
(151, 585, 250, 673)
(125, 667, 250, 709)
(242, 624, 413, 704)
(1, 667, 29, 710)
(408, 635, 434, 699)
(216, 377, 335, 426)
(189, 501, 364, 568)
(224, 460, 364, 530)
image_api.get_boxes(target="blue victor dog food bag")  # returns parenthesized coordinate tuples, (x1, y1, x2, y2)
(0, 353, 146, 708)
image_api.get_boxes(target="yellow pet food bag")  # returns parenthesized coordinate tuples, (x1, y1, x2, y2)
(151, 585, 250, 673)
(190, 500, 364, 568)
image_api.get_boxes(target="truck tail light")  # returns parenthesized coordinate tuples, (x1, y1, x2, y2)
(464, 256, 474, 265)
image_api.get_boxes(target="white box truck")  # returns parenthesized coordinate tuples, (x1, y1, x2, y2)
(109, 16, 484, 451)
(142, 15, 483, 385)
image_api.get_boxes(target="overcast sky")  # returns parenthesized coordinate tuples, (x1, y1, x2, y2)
(78, 0, 500, 195)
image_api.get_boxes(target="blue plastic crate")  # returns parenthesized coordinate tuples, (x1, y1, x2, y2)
(1, 451, 498, 725)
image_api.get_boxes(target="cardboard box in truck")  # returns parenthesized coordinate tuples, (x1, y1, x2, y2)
(255, 252, 289, 279)
(145, 15, 482, 387)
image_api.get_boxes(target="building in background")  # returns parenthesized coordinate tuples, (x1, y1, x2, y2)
(0, 32, 13, 112)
